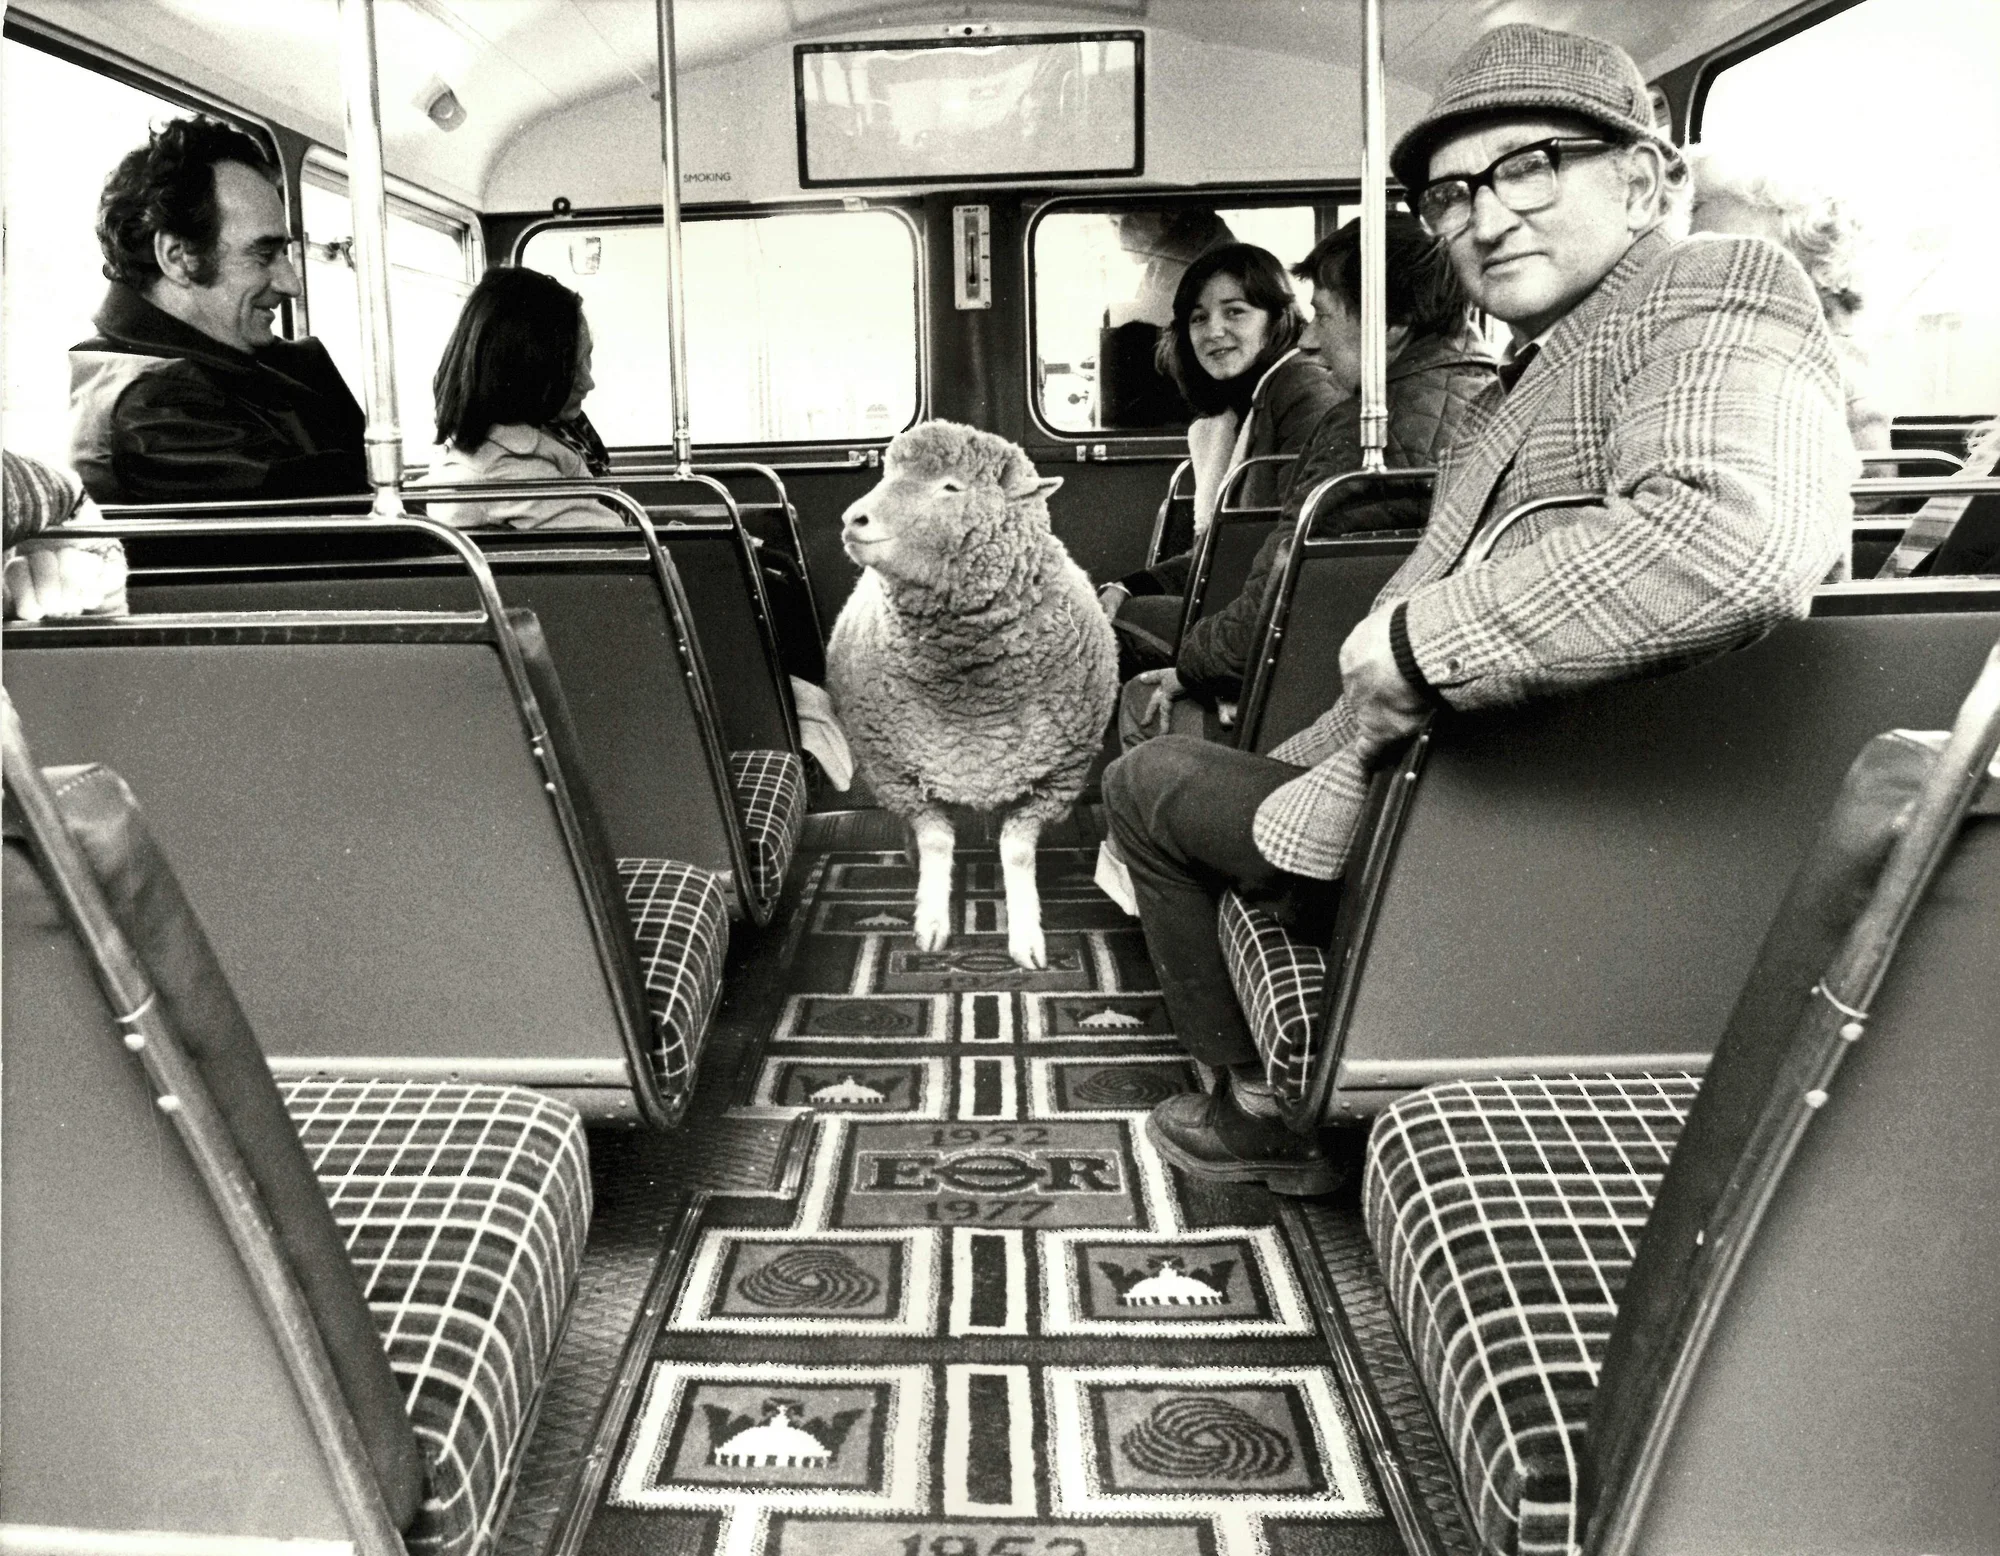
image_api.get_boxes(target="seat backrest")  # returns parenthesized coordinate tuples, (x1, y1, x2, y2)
(3, 610, 664, 1124)
(2, 757, 417, 1541)
(1180, 511, 1281, 640)
(616, 463, 828, 680)
(1583, 696, 2000, 1555)
(1319, 593, 2000, 1116)
(648, 518, 797, 752)
(121, 529, 753, 908)
(1242, 534, 1416, 752)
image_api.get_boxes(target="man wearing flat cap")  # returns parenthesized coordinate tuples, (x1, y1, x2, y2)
(1104, 22, 1856, 1193)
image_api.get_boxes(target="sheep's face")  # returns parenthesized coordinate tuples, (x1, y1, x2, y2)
(840, 420, 1061, 590)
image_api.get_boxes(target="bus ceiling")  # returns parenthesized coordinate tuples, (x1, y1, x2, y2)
(12, 0, 1815, 213)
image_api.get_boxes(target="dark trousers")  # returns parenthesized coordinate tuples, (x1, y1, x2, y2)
(1103, 736, 1340, 1068)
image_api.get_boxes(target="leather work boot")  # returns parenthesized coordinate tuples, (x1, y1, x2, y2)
(1145, 1083, 1341, 1196)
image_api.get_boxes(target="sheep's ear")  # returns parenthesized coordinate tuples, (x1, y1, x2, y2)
(1030, 476, 1063, 500)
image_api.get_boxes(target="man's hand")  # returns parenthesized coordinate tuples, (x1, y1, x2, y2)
(1097, 582, 1130, 620)
(1339, 605, 1428, 764)
(4, 536, 129, 622)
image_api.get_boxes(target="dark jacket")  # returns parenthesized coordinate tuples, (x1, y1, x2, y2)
(1116, 351, 1346, 597)
(1176, 328, 1498, 701)
(69, 284, 367, 505)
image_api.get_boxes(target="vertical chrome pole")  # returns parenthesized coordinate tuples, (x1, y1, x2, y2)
(654, 0, 694, 475)
(1358, 0, 1388, 473)
(336, 0, 405, 515)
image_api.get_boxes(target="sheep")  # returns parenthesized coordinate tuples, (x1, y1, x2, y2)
(827, 420, 1118, 969)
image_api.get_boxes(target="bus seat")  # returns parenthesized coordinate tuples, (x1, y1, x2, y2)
(284, 1077, 591, 1555)
(3, 756, 591, 1555)
(1322, 598, 2000, 1116)
(642, 516, 799, 755)
(122, 523, 798, 925)
(1218, 889, 1328, 1101)
(1361, 710, 1997, 1556)
(4, 609, 722, 1126)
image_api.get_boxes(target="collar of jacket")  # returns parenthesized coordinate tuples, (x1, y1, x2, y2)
(88, 283, 327, 391)
(481, 422, 570, 461)
(1387, 326, 1500, 385)
(1520, 225, 1676, 382)
(1248, 346, 1307, 409)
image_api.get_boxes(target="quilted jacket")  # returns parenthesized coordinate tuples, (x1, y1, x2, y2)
(1175, 329, 1497, 701)
(1116, 351, 1344, 597)
(1254, 229, 1857, 879)
(69, 284, 367, 505)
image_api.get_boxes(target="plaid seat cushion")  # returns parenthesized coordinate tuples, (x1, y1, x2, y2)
(283, 1079, 592, 1556)
(728, 748, 806, 917)
(1365, 1075, 1699, 1556)
(1219, 890, 1328, 1101)
(616, 857, 729, 1101)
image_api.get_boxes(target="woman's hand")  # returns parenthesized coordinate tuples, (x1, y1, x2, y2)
(1097, 582, 1130, 620)
(1132, 667, 1185, 734)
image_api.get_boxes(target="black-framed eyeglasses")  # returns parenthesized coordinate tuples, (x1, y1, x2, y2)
(1413, 137, 1617, 239)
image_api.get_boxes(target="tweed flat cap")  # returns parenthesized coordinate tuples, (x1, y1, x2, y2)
(1390, 23, 1673, 194)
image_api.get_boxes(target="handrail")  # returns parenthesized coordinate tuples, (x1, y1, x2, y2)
(1144, 456, 1196, 567)
(696, 459, 826, 653)
(1859, 450, 1965, 474)
(1590, 637, 2000, 1556)
(1216, 453, 1299, 517)
(0, 693, 407, 1556)
(60, 506, 683, 1130)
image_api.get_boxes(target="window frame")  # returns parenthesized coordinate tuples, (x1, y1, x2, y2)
(1020, 186, 1358, 446)
(296, 144, 484, 336)
(1686, 0, 1871, 142)
(509, 201, 930, 454)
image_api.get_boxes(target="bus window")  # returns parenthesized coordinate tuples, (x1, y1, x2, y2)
(1032, 204, 1316, 434)
(517, 211, 920, 449)
(1699, 0, 2000, 420)
(299, 153, 478, 455)
(0, 36, 223, 467)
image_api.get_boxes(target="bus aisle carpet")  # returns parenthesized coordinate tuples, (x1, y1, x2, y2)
(578, 847, 1415, 1556)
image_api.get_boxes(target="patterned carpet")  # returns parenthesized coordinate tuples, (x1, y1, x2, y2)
(579, 848, 1410, 1556)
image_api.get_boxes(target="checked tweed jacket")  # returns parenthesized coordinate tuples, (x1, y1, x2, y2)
(1253, 228, 1857, 879)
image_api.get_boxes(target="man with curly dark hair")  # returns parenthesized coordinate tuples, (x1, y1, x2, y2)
(68, 115, 365, 504)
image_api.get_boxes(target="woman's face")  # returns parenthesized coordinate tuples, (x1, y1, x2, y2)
(1187, 271, 1274, 383)
(561, 315, 595, 419)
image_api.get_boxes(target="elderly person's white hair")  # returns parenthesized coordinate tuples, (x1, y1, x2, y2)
(1686, 145, 1865, 321)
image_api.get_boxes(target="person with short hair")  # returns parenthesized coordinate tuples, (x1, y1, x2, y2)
(1686, 144, 1888, 450)
(417, 267, 617, 530)
(1098, 243, 1345, 675)
(1104, 23, 1856, 1194)
(69, 116, 366, 505)
(1121, 215, 1496, 743)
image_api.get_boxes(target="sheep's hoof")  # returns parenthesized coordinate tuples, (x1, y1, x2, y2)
(1008, 925, 1048, 970)
(914, 900, 952, 952)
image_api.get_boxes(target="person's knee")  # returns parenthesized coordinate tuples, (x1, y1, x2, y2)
(1106, 737, 1207, 843)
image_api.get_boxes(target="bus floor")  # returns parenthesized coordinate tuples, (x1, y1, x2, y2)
(496, 818, 1472, 1556)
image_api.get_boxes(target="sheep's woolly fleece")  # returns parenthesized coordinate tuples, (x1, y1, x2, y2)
(827, 420, 1118, 819)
